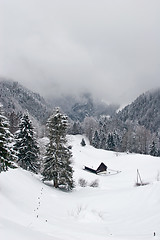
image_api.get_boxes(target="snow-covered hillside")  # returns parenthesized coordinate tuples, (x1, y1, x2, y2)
(0, 135, 160, 240)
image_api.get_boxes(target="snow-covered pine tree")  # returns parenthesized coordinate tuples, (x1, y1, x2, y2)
(113, 130, 121, 152)
(149, 140, 157, 156)
(80, 138, 86, 146)
(14, 114, 39, 173)
(71, 121, 82, 135)
(42, 108, 74, 191)
(0, 104, 15, 172)
(99, 130, 107, 150)
(92, 130, 100, 148)
(107, 133, 115, 151)
(8, 111, 20, 134)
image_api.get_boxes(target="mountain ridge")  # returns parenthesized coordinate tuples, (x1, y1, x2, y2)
(117, 88, 160, 133)
(0, 78, 52, 124)
(1, 77, 160, 136)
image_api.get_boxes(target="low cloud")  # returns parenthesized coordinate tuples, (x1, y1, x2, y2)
(0, 0, 160, 105)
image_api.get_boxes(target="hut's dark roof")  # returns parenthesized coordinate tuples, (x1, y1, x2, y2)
(84, 166, 96, 174)
(84, 162, 107, 174)
(96, 162, 107, 174)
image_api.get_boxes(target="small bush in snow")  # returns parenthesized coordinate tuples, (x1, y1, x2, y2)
(80, 138, 86, 147)
(78, 178, 88, 187)
(89, 179, 99, 187)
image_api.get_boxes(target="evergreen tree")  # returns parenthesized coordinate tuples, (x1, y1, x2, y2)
(14, 114, 39, 173)
(157, 149, 160, 157)
(113, 130, 121, 152)
(107, 133, 115, 151)
(149, 140, 157, 156)
(71, 121, 82, 135)
(80, 138, 86, 146)
(99, 129, 107, 150)
(42, 108, 74, 191)
(8, 111, 20, 134)
(92, 130, 100, 148)
(0, 104, 15, 172)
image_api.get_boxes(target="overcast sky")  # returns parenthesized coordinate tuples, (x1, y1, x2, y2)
(0, 0, 160, 105)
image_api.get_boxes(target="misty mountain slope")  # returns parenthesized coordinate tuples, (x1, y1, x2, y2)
(0, 78, 52, 124)
(117, 89, 160, 133)
(0, 135, 160, 240)
(48, 93, 119, 122)
(0, 78, 119, 124)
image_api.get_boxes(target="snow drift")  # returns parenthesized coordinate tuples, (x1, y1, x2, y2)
(0, 135, 160, 240)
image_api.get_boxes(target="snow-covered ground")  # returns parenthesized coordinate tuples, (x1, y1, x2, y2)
(1, 135, 160, 240)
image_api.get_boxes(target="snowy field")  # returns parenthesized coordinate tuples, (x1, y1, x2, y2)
(0, 135, 160, 240)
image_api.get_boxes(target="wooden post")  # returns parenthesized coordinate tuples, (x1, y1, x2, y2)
(137, 169, 143, 185)
(137, 169, 139, 185)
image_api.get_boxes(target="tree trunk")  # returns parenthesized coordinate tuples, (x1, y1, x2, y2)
(54, 178, 58, 188)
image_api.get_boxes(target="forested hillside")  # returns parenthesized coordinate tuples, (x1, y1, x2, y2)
(69, 90, 160, 156)
(117, 89, 160, 133)
(0, 78, 52, 133)
(0, 78, 160, 156)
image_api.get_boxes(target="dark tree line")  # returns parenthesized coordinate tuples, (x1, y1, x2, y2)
(68, 89, 160, 156)
(69, 115, 160, 157)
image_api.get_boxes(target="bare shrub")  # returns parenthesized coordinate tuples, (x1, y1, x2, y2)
(78, 178, 88, 187)
(89, 179, 99, 187)
(78, 178, 99, 188)
(68, 204, 87, 218)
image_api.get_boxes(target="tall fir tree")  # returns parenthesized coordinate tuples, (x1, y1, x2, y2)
(42, 108, 74, 191)
(107, 133, 115, 151)
(0, 104, 15, 172)
(14, 114, 39, 173)
(99, 130, 107, 150)
(149, 140, 157, 156)
(92, 130, 100, 149)
(71, 121, 82, 135)
(113, 130, 121, 152)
